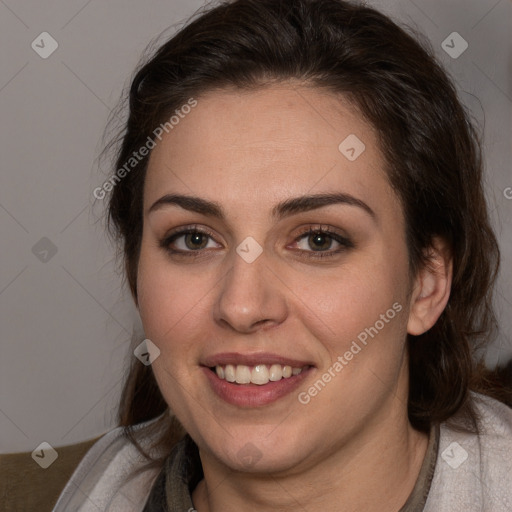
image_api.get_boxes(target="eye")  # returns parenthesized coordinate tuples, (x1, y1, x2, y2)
(292, 225, 354, 258)
(160, 226, 220, 254)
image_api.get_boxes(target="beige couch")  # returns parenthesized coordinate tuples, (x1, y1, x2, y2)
(0, 436, 101, 512)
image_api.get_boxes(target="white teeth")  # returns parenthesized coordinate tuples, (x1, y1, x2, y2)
(225, 364, 236, 382)
(214, 363, 305, 385)
(251, 365, 269, 385)
(269, 364, 282, 381)
(235, 365, 251, 384)
(282, 365, 292, 378)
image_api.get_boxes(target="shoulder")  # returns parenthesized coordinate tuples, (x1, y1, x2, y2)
(424, 392, 512, 512)
(51, 416, 169, 512)
(472, 391, 512, 433)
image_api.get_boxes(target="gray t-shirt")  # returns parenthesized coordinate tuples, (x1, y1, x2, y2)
(52, 393, 512, 511)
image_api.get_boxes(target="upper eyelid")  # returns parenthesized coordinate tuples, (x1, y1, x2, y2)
(164, 225, 217, 242)
(164, 224, 346, 239)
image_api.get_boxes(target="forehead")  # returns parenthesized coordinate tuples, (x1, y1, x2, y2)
(144, 84, 393, 216)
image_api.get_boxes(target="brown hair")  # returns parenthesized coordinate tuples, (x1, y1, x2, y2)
(105, 0, 502, 465)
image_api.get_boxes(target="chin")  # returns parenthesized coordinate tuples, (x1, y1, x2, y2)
(202, 428, 310, 474)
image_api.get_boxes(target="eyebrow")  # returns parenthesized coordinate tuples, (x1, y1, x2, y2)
(148, 192, 376, 221)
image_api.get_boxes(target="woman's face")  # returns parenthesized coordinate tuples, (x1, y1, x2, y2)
(138, 84, 415, 473)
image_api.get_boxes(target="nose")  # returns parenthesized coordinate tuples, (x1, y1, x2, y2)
(213, 248, 288, 334)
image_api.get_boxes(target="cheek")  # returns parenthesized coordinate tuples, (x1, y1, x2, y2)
(292, 267, 409, 423)
(136, 247, 210, 412)
(298, 251, 407, 350)
(136, 245, 206, 356)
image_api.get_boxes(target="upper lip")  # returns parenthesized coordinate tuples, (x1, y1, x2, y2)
(202, 352, 314, 368)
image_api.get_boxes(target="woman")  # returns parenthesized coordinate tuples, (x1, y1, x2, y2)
(53, 0, 512, 510)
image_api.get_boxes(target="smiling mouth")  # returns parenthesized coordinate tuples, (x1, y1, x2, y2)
(210, 364, 311, 385)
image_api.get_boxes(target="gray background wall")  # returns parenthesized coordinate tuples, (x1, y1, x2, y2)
(1, 0, 511, 454)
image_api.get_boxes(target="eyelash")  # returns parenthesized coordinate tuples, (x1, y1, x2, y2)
(160, 224, 354, 260)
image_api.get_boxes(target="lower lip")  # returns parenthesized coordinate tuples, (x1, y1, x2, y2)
(202, 366, 313, 407)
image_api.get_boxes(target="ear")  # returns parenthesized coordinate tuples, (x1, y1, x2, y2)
(407, 237, 453, 336)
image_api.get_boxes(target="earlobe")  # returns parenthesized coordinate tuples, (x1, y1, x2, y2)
(407, 238, 453, 336)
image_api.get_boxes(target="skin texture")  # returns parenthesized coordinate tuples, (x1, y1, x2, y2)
(136, 83, 452, 512)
